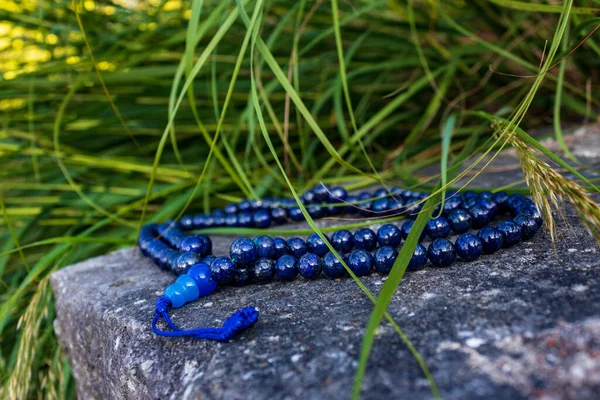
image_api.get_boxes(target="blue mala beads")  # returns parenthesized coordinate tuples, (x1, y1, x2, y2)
(145, 184, 543, 342)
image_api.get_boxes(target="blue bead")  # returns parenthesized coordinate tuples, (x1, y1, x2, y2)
(175, 252, 201, 275)
(328, 186, 347, 203)
(211, 209, 225, 218)
(374, 188, 388, 198)
(400, 220, 426, 241)
(251, 258, 275, 283)
(308, 206, 325, 219)
(448, 209, 472, 233)
(303, 189, 317, 204)
(167, 251, 181, 271)
(313, 183, 330, 202)
(521, 206, 543, 228)
(250, 199, 263, 210)
(179, 236, 207, 256)
(514, 215, 538, 240)
(477, 226, 504, 253)
(159, 249, 176, 270)
(348, 249, 373, 276)
(371, 198, 390, 215)
(225, 213, 239, 227)
(232, 268, 251, 286)
(180, 215, 194, 230)
(344, 195, 358, 213)
(307, 233, 330, 257)
(357, 192, 373, 216)
(197, 235, 212, 255)
(288, 207, 304, 221)
(164, 283, 187, 308)
(210, 257, 236, 284)
(479, 191, 493, 200)
(253, 235, 276, 259)
(377, 224, 402, 248)
(374, 246, 398, 274)
(427, 238, 456, 267)
(253, 209, 272, 228)
(322, 252, 347, 278)
(238, 199, 252, 212)
(497, 220, 523, 246)
(426, 217, 451, 239)
(229, 237, 257, 267)
(455, 233, 483, 261)
(287, 237, 308, 258)
(202, 255, 216, 265)
(238, 211, 253, 227)
(273, 237, 289, 258)
(211, 212, 225, 227)
(331, 230, 354, 253)
(408, 244, 428, 270)
(477, 198, 498, 217)
(270, 207, 287, 224)
(297, 253, 322, 279)
(224, 203, 238, 214)
(275, 254, 298, 281)
(388, 197, 405, 215)
(492, 191, 509, 208)
(469, 205, 492, 228)
(354, 228, 378, 251)
(187, 263, 217, 296)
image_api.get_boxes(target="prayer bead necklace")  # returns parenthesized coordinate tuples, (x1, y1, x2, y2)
(140, 185, 542, 341)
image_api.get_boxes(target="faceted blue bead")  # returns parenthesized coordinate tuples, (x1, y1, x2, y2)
(253, 209, 272, 228)
(498, 220, 523, 246)
(331, 230, 354, 253)
(477, 226, 504, 253)
(328, 186, 347, 203)
(229, 237, 257, 267)
(254, 235, 277, 259)
(348, 249, 373, 277)
(408, 244, 428, 271)
(514, 215, 538, 240)
(297, 253, 322, 279)
(353, 228, 378, 251)
(225, 213, 239, 227)
(448, 209, 472, 233)
(238, 211, 254, 227)
(273, 237, 289, 258)
(164, 283, 187, 308)
(377, 224, 402, 248)
(232, 268, 251, 286)
(175, 252, 201, 275)
(270, 207, 288, 224)
(287, 237, 308, 258)
(187, 263, 217, 296)
(427, 238, 456, 267)
(470, 205, 492, 228)
(288, 207, 304, 221)
(322, 252, 347, 278)
(210, 257, 236, 284)
(455, 233, 483, 261)
(202, 255, 216, 265)
(224, 203, 238, 214)
(275, 254, 298, 281)
(313, 183, 330, 202)
(400, 220, 426, 241)
(426, 217, 451, 239)
(374, 246, 398, 274)
(307, 233, 330, 257)
(179, 236, 206, 256)
(303, 189, 317, 204)
(180, 215, 194, 230)
(251, 258, 276, 282)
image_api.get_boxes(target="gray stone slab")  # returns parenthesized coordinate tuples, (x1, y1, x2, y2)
(51, 127, 600, 400)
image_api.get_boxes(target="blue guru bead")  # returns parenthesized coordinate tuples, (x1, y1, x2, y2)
(251, 258, 276, 282)
(477, 226, 504, 253)
(354, 228, 378, 251)
(287, 237, 308, 258)
(253, 209, 272, 228)
(427, 238, 456, 267)
(275, 254, 298, 281)
(331, 230, 354, 253)
(175, 252, 202, 275)
(455, 233, 483, 261)
(229, 238, 257, 267)
(448, 209, 472, 234)
(497, 220, 523, 246)
(307, 233, 330, 257)
(348, 250, 373, 276)
(253, 235, 277, 259)
(297, 253, 322, 279)
(186, 263, 217, 297)
(166, 274, 200, 308)
(426, 217, 451, 239)
(322, 252, 346, 278)
(377, 224, 402, 248)
(408, 244, 428, 270)
(514, 215, 538, 240)
(273, 237, 289, 258)
(210, 257, 236, 284)
(374, 246, 398, 274)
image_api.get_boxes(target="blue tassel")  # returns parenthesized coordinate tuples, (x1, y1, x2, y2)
(152, 297, 259, 342)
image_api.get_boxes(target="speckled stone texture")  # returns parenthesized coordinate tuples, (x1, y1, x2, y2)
(51, 126, 600, 400)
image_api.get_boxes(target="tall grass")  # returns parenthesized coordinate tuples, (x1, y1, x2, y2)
(1, 0, 599, 398)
